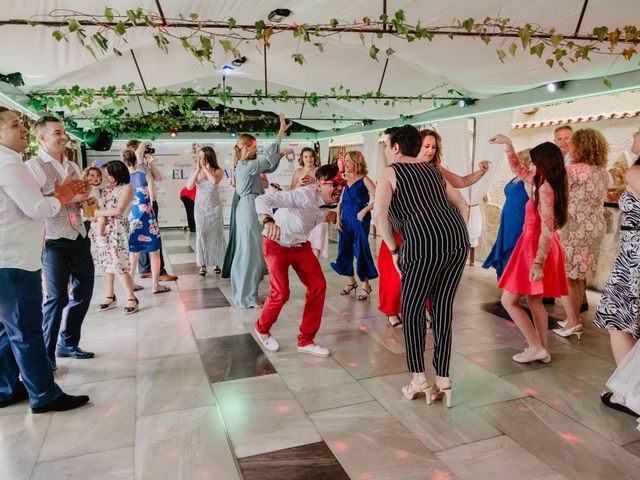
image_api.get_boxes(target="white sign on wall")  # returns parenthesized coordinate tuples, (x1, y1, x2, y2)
(87, 139, 313, 227)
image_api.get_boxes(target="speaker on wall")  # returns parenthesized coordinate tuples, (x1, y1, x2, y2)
(84, 130, 113, 151)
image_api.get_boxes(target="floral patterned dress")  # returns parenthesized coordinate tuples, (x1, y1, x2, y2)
(559, 164, 607, 279)
(90, 184, 132, 273)
(129, 171, 161, 253)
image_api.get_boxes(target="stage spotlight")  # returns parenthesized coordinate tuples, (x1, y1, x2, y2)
(268, 8, 291, 23)
(231, 56, 247, 67)
(0, 72, 24, 87)
(458, 98, 475, 108)
(230, 131, 237, 138)
(546, 81, 565, 93)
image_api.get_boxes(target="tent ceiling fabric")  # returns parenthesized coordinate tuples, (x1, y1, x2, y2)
(1, 0, 639, 132)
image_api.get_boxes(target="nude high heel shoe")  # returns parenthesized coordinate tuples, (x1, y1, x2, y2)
(427, 381, 453, 408)
(552, 324, 584, 340)
(401, 379, 432, 400)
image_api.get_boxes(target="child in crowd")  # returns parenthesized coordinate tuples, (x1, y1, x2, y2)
(83, 166, 107, 247)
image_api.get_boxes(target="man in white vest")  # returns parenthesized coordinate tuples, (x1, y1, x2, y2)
(0, 108, 90, 412)
(26, 116, 95, 370)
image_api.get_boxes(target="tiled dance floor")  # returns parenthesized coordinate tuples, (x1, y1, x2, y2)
(2, 229, 640, 479)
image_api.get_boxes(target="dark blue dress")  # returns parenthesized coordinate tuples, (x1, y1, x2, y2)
(482, 178, 528, 279)
(128, 171, 161, 253)
(331, 178, 378, 281)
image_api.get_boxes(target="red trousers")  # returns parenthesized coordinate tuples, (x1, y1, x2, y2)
(378, 230, 430, 316)
(255, 238, 326, 346)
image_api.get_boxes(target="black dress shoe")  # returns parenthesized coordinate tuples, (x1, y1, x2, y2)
(56, 345, 95, 359)
(32, 392, 90, 414)
(0, 381, 28, 408)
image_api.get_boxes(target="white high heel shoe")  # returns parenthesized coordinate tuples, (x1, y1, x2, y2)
(552, 324, 584, 340)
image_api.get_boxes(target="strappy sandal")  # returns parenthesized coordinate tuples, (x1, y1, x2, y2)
(340, 283, 358, 296)
(97, 295, 116, 312)
(199, 266, 207, 277)
(152, 285, 171, 294)
(387, 315, 402, 328)
(213, 266, 222, 274)
(357, 285, 372, 301)
(122, 297, 139, 315)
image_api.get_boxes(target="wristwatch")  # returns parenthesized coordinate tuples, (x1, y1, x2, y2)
(262, 215, 275, 226)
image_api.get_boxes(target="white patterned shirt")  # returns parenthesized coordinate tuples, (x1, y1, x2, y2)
(255, 185, 333, 247)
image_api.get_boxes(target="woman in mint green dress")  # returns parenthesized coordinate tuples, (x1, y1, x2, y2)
(230, 114, 291, 308)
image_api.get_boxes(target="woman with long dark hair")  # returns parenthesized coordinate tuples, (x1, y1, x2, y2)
(186, 146, 226, 276)
(489, 135, 569, 364)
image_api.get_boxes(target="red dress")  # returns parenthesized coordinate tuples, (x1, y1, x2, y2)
(497, 151, 568, 297)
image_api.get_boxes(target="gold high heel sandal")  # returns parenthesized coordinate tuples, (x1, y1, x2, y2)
(401, 379, 432, 400)
(427, 382, 453, 408)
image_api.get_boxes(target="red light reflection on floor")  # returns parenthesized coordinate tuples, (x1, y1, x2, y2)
(431, 470, 452, 480)
(570, 387, 583, 395)
(333, 441, 350, 452)
(348, 362, 358, 368)
(394, 449, 409, 460)
(559, 432, 583, 444)
(517, 405, 530, 412)
(471, 356, 487, 363)
(522, 387, 538, 396)
(276, 404, 290, 413)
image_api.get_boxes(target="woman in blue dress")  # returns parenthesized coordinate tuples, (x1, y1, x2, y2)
(123, 149, 170, 294)
(331, 151, 378, 300)
(482, 149, 531, 279)
(230, 113, 291, 308)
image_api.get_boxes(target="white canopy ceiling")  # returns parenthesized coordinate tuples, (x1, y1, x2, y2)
(1, 0, 638, 132)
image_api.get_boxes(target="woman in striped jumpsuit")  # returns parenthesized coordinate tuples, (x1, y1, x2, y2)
(374, 125, 469, 407)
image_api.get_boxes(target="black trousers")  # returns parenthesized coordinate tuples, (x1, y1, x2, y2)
(180, 196, 196, 232)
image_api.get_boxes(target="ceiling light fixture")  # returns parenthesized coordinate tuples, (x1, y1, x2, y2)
(267, 8, 291, 23)
(0, 72, 25, 87)
(458, 98, 475, 108)
(231, 56, 247, 67)
(546, 81, 565, 93)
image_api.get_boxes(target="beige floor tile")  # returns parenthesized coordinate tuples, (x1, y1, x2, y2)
(168, 252, 197, 264)
(455, 343, 550, 377)
(32, 446, 134, 480)
(82, 309, 138, 341)
(176, 274, 222, 291)
(503, 368, 640, 445)
(137, 317, 197, 360)
(476, 397, 640, 480)
(212, 375, 322, 458)
(137, 353, 214, 417)
(61, 336, 137, 387)
(187, 308, 248, 339)
(310, 401, 455, 479)
(269, 353, 373, 413)
(361, 373, 502, 451)
(38, 378, 136, 462)
(136, 406, 240, 480)
(547, 343, 615, 389)
(315, 329, 408, 380)
(436, 435, 566, 480)
(0, 413, 51, 480)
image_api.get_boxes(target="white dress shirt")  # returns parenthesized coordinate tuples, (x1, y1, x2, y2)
(0, 145, 61, 271)
(255, 185, 332, 247)
(26, 149, 82, 188)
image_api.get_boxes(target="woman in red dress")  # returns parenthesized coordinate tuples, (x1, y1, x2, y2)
(378, 129, 489, 327)
(489, 135, 569, 364)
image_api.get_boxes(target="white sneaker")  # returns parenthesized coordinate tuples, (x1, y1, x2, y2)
(297, 343, 330, 357)
(254, 329, 279, 352)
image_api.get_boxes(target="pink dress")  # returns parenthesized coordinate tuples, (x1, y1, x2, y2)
(497, 152, 568, 297)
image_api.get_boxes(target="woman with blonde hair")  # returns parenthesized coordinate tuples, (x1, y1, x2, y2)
(230, 113, 291, 308)
(290, 147, 329, 258)
(331, 150, 378, 300)
(554, 128, 609, 339)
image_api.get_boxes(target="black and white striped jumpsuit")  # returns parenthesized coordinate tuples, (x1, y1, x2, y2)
(388, 162, 469, 376)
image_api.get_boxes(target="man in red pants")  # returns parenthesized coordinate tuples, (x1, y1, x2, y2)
(254, 164, 342, 357)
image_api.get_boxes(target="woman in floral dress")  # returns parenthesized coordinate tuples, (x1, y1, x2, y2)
(122, 149, 170, 295)
(91, 161, 139, 315)
(553, 128, 608, 339)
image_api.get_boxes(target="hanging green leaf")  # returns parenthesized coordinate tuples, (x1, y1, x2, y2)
(219, 39, 233, 53)
(104, 7, 114, 23)
(496, 49, 507, 63)
(227, 17, 236, 28)
(369, 44, 380, 61)
(603, 77, 612, 88)
(462, 18, 475, 32)
(292, 53, 305, 65)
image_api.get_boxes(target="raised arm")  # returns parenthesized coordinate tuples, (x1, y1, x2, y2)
(530, 182, 556, 281)
(489, 134, 534, 184)
(440, 161, 490, 188)
(185, 165, 200, 190)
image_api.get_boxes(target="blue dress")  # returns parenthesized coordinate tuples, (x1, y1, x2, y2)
(331, 177, 378, 281)
(128, 171, 161, 253)
(482, 178, 528, 279)
(230, 140, 282, 308)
